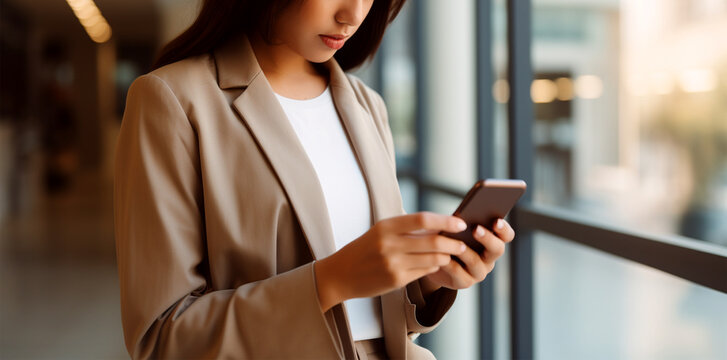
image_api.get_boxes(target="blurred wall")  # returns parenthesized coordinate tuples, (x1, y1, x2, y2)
(156, 0, 201, 45)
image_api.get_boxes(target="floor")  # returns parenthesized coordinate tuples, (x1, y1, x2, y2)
(0, 168, 128, 359)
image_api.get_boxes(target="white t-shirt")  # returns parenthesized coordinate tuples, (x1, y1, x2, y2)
(274, 86, 384, 341)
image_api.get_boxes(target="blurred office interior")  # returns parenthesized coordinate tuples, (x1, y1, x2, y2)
(0, 0, 725, 359)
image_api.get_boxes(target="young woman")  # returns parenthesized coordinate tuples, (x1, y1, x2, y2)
(114, 0, 516, 359)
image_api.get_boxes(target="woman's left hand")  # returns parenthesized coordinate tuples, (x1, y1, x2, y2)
(420, 218, 515, 292)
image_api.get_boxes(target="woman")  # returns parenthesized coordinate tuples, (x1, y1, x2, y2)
(114, 0, 516, 359)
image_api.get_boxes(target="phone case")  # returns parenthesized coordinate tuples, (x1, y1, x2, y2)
(440, 179, 526, 255)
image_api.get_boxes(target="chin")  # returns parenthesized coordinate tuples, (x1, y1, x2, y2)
(307, 52, 337, 64)
(305, 49, 336, 63)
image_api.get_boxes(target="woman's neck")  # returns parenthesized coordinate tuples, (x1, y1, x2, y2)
(249, 32, 329, 100)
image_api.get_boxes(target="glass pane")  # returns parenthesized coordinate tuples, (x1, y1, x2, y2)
(380, 0, 418, 170)
(531, 0, 727, 246)
(493, 0, 510, 180)
(534, 232, 727, 359)
(492, 1, 512, 360)
(419, 191, 480, 360)
(422, 0, 477, 191)
(398, 177, 418, 214)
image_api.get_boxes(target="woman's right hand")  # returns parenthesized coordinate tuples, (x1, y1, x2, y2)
(314, 212, 468, 312)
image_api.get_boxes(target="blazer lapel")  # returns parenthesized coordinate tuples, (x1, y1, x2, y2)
(215, 34, 405, 259)
(324, 62, 409, 359)
(215, 34, 408, 359)
(325, 61, 404, 224)
(215, 35, 336, 260)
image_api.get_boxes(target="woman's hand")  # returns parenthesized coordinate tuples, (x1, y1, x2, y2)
(421, 219, 515, 293)
(314, 212, 469, 312)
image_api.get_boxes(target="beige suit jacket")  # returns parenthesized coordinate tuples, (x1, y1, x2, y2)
(114, 34, 456, 359)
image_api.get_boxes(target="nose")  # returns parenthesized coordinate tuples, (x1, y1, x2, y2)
(335, 0, 370, 27)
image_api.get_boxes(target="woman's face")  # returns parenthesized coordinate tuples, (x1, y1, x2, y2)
(273, 0, 375, 63)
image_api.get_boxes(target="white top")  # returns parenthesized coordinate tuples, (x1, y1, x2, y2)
(274, 86, 384, 341)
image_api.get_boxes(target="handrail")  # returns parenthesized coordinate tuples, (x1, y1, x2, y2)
(517, 204, 727, 294)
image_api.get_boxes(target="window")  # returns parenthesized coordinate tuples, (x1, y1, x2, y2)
(367, 0, 727, 359)
(531, 0, 727, 245)
(534, 232, 727, 359)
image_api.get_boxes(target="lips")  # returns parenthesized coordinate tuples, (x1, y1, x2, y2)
(320, 35, 347, 50)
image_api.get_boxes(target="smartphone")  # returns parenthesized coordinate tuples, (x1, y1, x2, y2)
(440, 179, 527, 254)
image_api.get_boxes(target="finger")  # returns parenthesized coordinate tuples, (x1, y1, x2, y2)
(486, 259, 497, 274)
(399, 234, 467, 255)
(404, 266, 441, 283)
(474, 225, 506, 262)
(400, 253, 452, 269)
(438, 259, 477, 289)
(389, 212, 468, 235)
(403, 229, 439, 237)
(453, 245, 489, 281)
(492, 218, 515, 243)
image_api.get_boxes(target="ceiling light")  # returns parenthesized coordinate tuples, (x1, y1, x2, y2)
(65, 0, 112, 44)
(575, 75, 603, 99)
(679, 68, 718, 93)
(555, 77, 574, 101)
(531, 79, 558, 103)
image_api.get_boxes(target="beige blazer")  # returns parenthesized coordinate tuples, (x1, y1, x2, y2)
(114, 34, 456, 359)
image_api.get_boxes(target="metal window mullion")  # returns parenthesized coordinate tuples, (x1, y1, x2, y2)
(476, 0, 496, 359)
(507, 0, 534, 359)
(412, 0, 431, 350)
(414, 0, 429, 213)
(373, 45, 385, 95)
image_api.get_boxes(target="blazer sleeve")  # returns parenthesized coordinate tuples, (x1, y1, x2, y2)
(114, 74, 341, 359)
(366, 89, 458, 334)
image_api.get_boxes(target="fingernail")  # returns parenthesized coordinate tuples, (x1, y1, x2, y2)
(496, 219, 504, 230)
(475, 225, 485, 237)
(459, 243, 467, 253)
(456, 219, 467, 232)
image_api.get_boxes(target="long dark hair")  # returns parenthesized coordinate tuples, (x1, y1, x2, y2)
(153, 0, 406, 71)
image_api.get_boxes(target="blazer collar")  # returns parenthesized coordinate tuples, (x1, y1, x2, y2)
(215, 34, 259, 89)
(213, 34, 403, 260)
